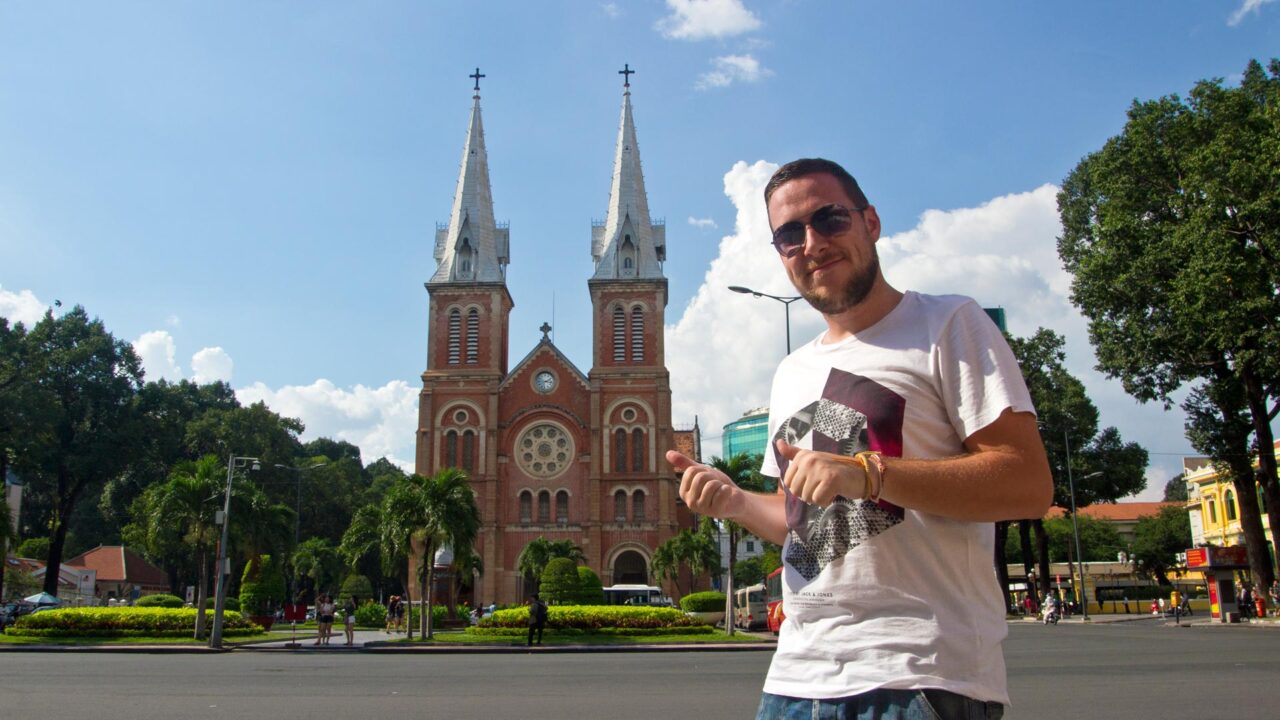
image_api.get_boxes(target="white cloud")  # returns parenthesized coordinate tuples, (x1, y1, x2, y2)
(667, 162, 1191, 500)
(688, 216, 718, 229)
(601, 2, 621, 18)
(166, 314, 181, 328)
(237, 379, 418, 471)
(134, 330, 185, 382)
(191, 347, 233, 384)
(656, 0, 762, 40)
(696, 54, 771, 90)
(0, 286, 47, 326)
(1228, 0, 1276, 25)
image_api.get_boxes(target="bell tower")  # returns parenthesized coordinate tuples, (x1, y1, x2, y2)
(416, 69, 512, 479)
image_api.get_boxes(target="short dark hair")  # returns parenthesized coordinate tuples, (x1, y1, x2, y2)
(764, 158, 868, 209)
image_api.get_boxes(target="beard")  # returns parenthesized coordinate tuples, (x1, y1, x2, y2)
(798, 250, 880, 315)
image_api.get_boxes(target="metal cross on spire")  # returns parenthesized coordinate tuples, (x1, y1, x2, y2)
(618, 63, 635, 89)
(540, 322, 552, 341)
(470, 67, 486, 95)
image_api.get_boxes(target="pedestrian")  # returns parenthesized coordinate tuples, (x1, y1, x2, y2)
(667, 158, 1052, 719)
(386, 595, 400, 633)
(315, 593, 335, 646)
(527, 593, 547, 646)
(343, 595, 358, 646)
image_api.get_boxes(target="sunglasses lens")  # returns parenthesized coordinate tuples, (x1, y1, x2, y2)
(812, 206, 852, 236)
(771, 225, 805, 257)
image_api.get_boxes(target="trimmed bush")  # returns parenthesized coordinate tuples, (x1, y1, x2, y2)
(5, 607, 261, 638)
(572, 567, 606, 605)
(204, 597, 241, 612)
(406, 603, 451, 629)
(540, 558, 580, 604)
(338, 574, 374, 606)
(354, 600, 386, 628)
(680, 591, 727, 613)
(135, 594, 184, 608)
(240, 554, 286, 615)
(466, 624, 715, 637)
(479, 605, 701, 631)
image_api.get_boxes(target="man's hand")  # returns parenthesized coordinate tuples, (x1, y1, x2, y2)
(776, 439, 866, 506)
(668, 450, 744, 519)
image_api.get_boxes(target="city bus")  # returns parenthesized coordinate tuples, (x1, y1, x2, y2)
(734, 582, 768, 629)
(602, 584, 668, 606)
(765, 566, 785, 635)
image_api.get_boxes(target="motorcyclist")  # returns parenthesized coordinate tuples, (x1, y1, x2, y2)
(1042, 593, 1059, 625)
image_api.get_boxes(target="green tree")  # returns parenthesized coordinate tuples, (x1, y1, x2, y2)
(1131, 507, 1193, 585)
(515, 537, 585, 595)
(709, 452, 769, 635)
(381, 469, 479, 639)
(652, 524, 722, 598)
(1041, 515, 1124, 563)
(539, 557, 581, 604)
(1004, 328, 1148, 601)
(0, 496, 17, 602)
(574, 566, 606, 605)
(9, 307, 145, 596)
(292, 537, 344, 600)
(239, 554, 286, 616)
(1058, 59, 1280, 590)
(15, 537, 49, 561)
(732, 556, 765, 587)
(1162, 474, 1188, 502)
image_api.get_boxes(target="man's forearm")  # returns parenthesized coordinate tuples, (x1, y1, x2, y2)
(726, 491, 789, 545)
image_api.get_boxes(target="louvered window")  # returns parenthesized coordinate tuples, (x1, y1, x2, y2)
(614, 490, 627, 522)
(519, 491, 532, 524)
(445, 430, 458, 468)
(630, 306, 644, 362)
(447, 309, 462, 364)
(556, 491, 569, 524)
(613, 305, 626, 361)
(466, 309, 480, 363)
(632, 490, 645, 522)
(538, 491, 551, 524)
(462, 430, 476, 472)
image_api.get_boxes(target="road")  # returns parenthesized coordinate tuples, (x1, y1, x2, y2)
(1, 621, 1277, 719)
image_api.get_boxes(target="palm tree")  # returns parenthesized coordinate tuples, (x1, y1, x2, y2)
(709, 452, 768, 634)
(341, 500, 416, 636)
(515, 536, 585, 595)
(137, 455, 224, 638)
(293, 537, 343, 601)
(382, 469, 480, 639)
(0, 496, 18, 602)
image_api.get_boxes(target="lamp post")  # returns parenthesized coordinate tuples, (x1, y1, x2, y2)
(274, 462, 328, 604)
(728, 286, 803, 354)
(1061, 425, 1100, 622)
(210, 454, 259, 649)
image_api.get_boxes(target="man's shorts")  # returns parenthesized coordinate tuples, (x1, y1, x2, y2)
(756, 688, 1004, 720)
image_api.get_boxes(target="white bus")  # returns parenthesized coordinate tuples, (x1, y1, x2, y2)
(602, 584, 668, 606)
(734, 582, 768, 630)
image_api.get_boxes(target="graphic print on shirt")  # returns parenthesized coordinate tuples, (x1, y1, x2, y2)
(774, 368, 906, 581)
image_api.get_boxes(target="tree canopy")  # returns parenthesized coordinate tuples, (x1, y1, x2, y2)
(1058, 58, 1280, 589)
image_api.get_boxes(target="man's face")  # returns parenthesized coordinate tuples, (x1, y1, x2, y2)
(766, 173, 882, 315)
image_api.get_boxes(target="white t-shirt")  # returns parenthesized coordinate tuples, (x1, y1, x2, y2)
(759, 291, 1034, 704)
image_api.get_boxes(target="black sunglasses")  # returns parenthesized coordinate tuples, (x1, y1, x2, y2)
(770, 204, 864, 258)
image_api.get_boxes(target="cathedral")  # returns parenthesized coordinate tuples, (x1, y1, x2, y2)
(413, 69, 699, 605)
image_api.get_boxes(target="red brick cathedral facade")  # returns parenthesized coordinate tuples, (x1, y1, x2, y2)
(414, 77, 695, 605)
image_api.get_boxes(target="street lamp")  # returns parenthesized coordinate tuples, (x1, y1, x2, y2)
(274, 462, 328, 602)
(210, 454, 259, 649)
(728, 286, 803, 354)
(1061, 424, 1101, 621)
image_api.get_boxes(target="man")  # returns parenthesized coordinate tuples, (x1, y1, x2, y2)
(667, 158, 1052, 719)
(527, 593, 547, 646)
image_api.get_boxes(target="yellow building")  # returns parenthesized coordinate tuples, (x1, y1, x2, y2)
(1183, 440, 1277, 559)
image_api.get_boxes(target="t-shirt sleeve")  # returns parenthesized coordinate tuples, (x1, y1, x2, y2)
(936, 299, 1035, 441)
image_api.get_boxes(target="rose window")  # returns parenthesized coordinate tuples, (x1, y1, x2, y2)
(516, 423, 572, 478)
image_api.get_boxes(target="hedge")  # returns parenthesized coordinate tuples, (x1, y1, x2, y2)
(4, 607, 262, 638)
(465, 625, 715, 637)
(680, 591, 727, 613)
(480, 605, 700, 631)
(135, 594, 184, 608)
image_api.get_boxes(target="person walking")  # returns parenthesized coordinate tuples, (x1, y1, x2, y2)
(668, 158, 1052, 719)
(527, 593, 547, 647)
(315, 593, 336, 646)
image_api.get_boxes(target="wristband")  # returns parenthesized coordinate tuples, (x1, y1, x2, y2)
(855, 451, 887, 502)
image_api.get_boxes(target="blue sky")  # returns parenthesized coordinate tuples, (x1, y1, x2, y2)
(3, 1, 1277, 498)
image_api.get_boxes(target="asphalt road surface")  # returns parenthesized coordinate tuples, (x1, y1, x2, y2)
(2, 621, 1277, 720)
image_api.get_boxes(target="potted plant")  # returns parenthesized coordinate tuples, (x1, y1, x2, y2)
(680, 591, 728, 626)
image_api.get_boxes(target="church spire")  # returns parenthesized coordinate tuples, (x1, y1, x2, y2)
(431, 69, 509, 285)
(591, 65, 666, 280)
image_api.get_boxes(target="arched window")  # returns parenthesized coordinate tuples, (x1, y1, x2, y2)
(1225, 490, 1238, 521)
(462, 430, 476, 473)
(556, 490, 569, 524)
(457, 238, 473, 276)
(614, 429, 628, 473)
(1207, 499, 1218, 524)
(613, 305, 626, 361)
(519, 491, 532, 524)
(630, 306, 644, 361)
(444, 430, 459, 468)
(466, 308, 480, 363)
(632, 490, 645, 522)
(631, 428, 644, 472)
(538, 491, 551, 524)
(447, 309, 462, 365)
(620, 235, 636, 277)
(614, 490, 628, 522)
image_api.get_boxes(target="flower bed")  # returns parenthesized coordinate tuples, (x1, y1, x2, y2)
(3, 607, 262, 638)
(477, 605, 702, 631)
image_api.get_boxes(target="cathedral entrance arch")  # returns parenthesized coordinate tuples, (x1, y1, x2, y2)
(611, 549, 649, 585)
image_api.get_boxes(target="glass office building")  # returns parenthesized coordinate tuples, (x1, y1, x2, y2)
(722, 406, 770, 459)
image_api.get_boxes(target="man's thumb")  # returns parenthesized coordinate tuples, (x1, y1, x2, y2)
(666, 450, 695, 471)
(775, 438, 801, 459)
